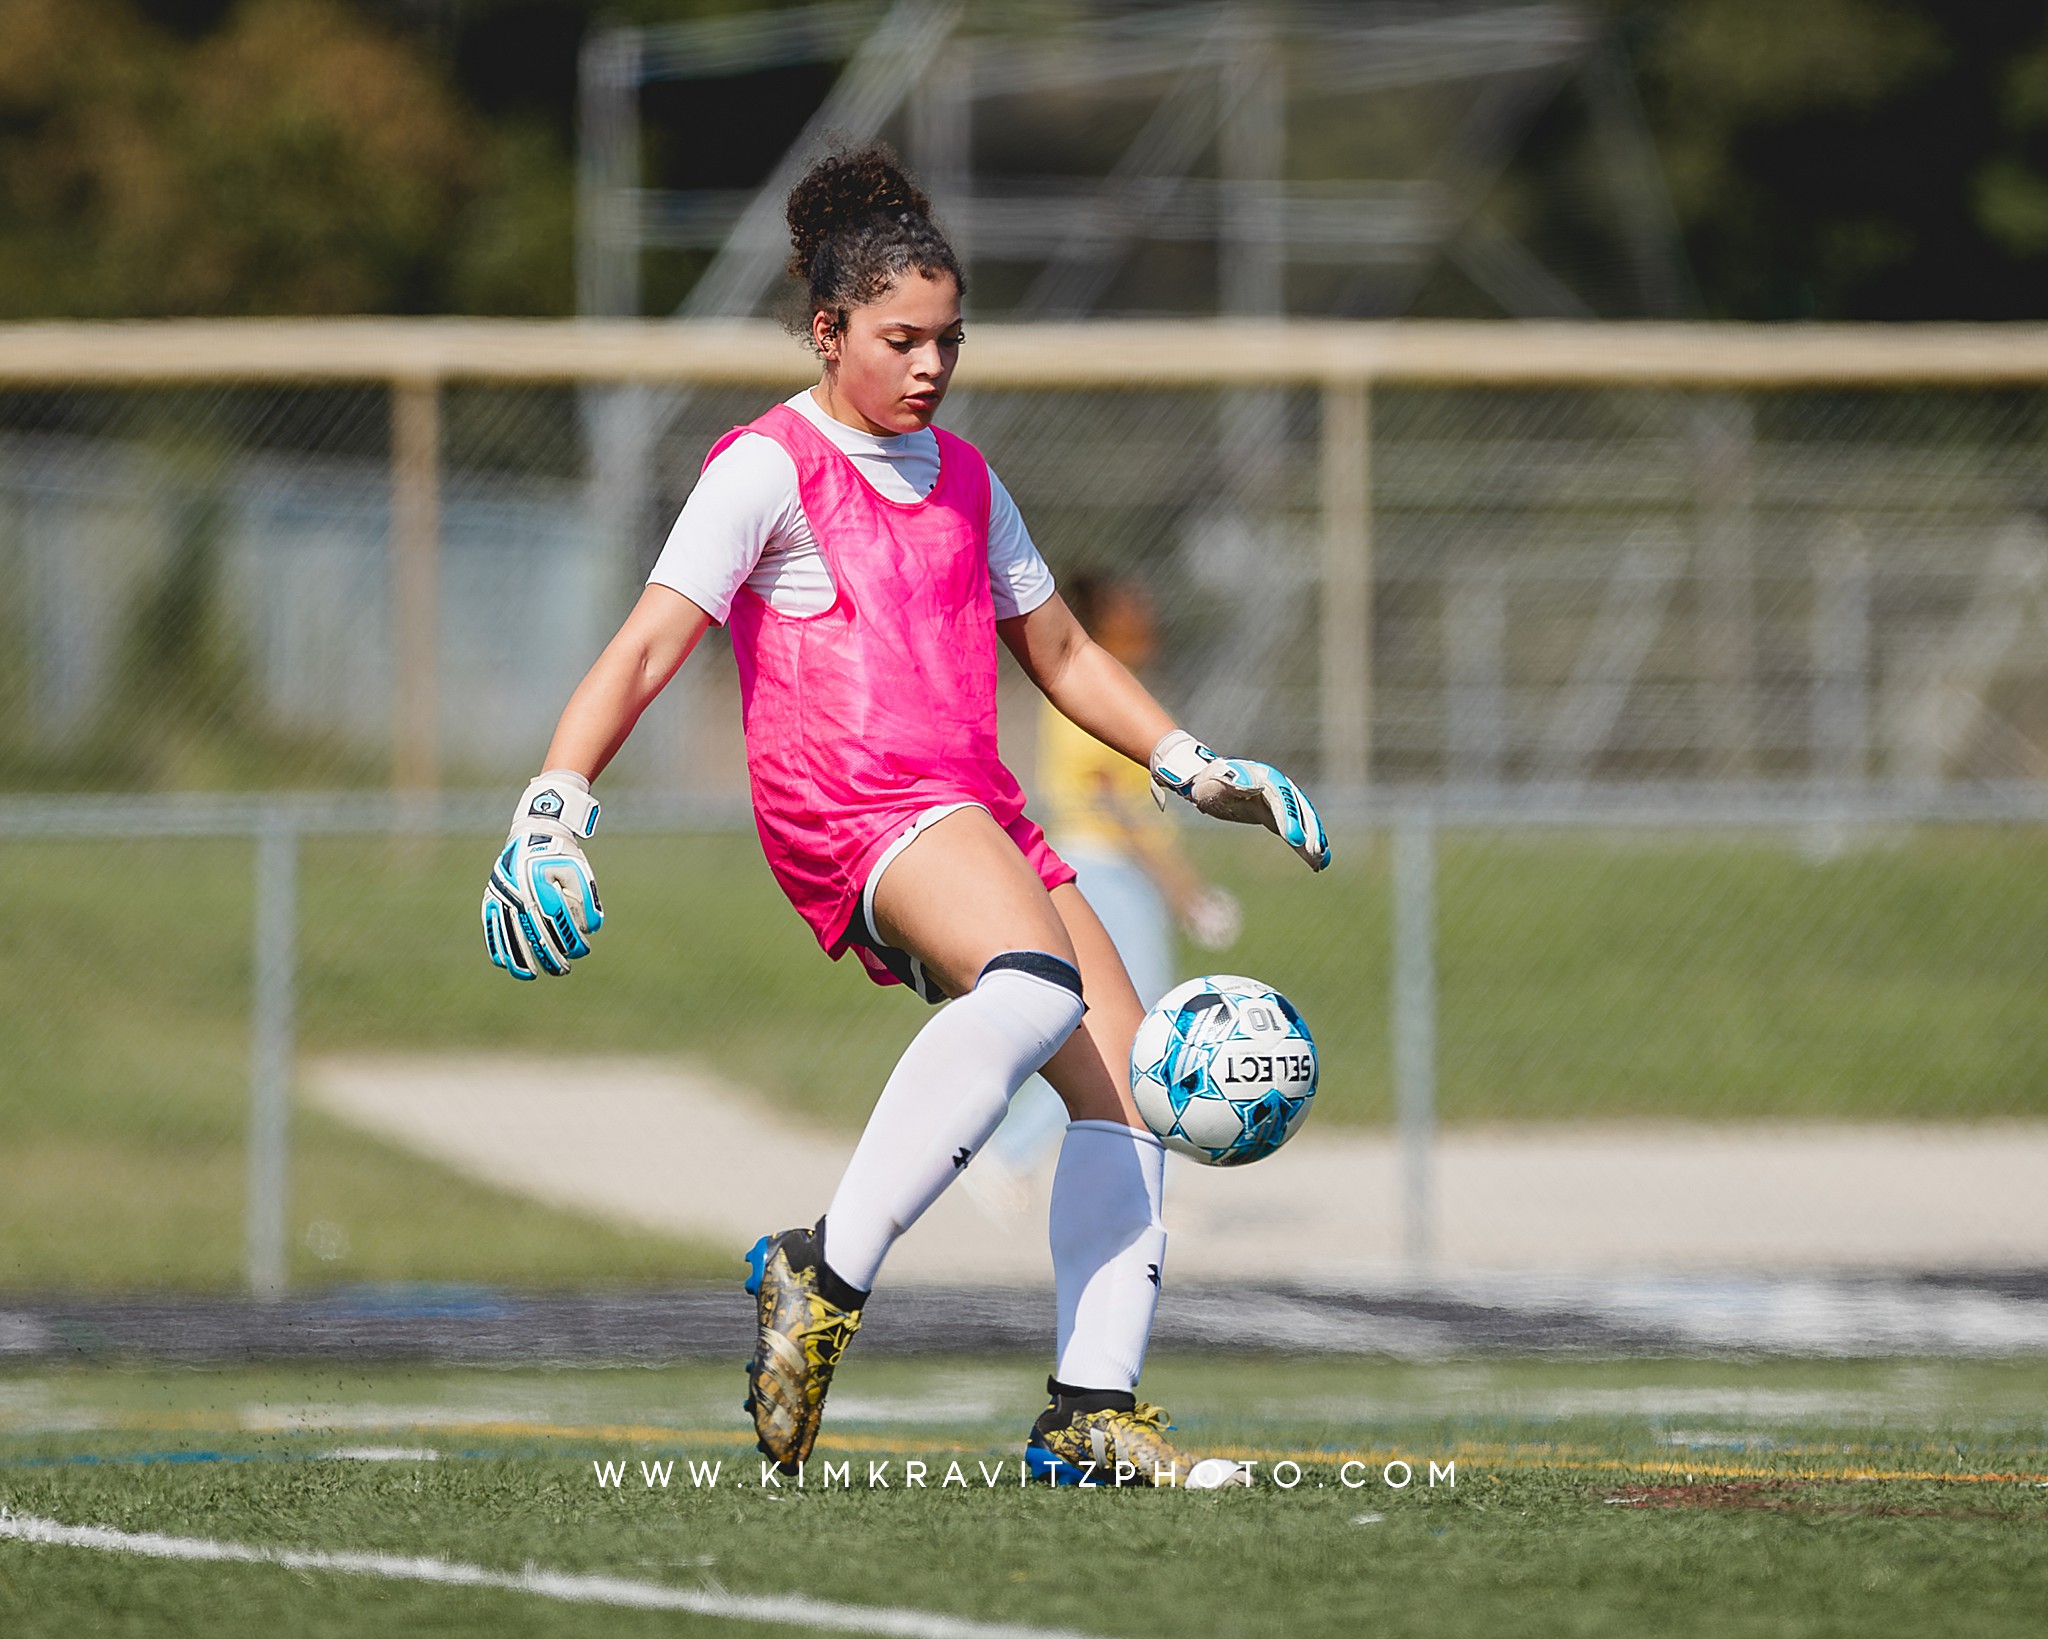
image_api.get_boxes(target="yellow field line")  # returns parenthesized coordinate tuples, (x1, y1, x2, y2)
(8, 1417, 2045, 1486)
(1197, 1445, 2048, 1485)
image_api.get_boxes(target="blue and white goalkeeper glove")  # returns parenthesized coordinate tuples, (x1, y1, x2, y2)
(482, 771, 604, 980)
(1150, 730, 1331, 872)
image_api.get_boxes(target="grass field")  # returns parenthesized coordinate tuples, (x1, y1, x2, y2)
(3, 1353, 2046, 1636)
(7, 823, 2048, 1287)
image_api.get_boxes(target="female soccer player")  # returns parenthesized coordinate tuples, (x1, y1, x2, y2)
(482, 146, 1328, 1488)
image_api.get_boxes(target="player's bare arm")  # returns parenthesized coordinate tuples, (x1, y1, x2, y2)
(1002, 592, 1331, 872)
(999, 593, 1176, 766)
(481, 585, 710, 981)
(542, 584, 713, 782)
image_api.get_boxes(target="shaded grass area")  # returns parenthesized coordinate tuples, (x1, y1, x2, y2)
(0, 1121, 726, 1292)
(1, 1355, 2045, 1638)
(8, 825, 2048, 1287)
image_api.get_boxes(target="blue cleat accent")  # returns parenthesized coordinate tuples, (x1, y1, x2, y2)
(742, 1234, 772, 1297)
(740, 1235, 773, 1417)
(1024, 1443, 1092, 1486)
(1024, 1391, 1192, 1487)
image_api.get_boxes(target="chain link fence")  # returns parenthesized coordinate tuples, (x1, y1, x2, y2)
(4, 322, 2048, 1295)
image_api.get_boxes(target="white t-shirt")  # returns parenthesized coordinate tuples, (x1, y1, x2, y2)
(647, 390, 1056, 622)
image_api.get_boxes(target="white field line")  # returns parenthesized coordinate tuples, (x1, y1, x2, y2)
(0, 1511, 1096, 1639)
(318, 1447, 441, 1462)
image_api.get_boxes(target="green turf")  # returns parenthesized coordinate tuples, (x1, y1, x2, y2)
(3, 1355, 2045, 1637)
(7, 824, 2048, 1286)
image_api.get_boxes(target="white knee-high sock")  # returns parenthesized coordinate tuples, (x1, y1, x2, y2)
(822, 960, 1086, 1292)
(1050, 1120, 1168, 1392)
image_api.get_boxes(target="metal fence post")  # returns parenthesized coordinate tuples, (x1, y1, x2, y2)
(246, 816, 298, 1297)
(391, 375, 441, 794)
(1320, 378, 1372, 792)
(1392, 819, 1437, 1264)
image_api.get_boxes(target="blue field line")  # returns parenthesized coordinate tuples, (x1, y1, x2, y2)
(317, 1284, 519, 1320)
(3, 1450, 255, 1468)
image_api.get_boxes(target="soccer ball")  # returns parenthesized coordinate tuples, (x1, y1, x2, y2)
(1129, 975, 1317, 1166)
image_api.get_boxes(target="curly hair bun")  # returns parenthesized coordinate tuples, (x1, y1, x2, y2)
(785, 144, 933, 281)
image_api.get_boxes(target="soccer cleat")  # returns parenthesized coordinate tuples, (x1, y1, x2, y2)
(1024, 1382, 1229, 1488)
(742, 1224, 864, 1474)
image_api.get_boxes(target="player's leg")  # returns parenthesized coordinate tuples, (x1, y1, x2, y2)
(820, 807, 1088, 1282)
(971, 849, 1173, 1215)
(746, 807, 1087, 1471)
(1039, 892, 1161, 1359)
(1039, 879, 1146, 1122)
(868, 805, 1080, 989)
(1016, 882, 1188, 1483)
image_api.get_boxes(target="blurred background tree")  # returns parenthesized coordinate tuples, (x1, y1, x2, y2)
(0, 0, 2043, 320)
(1618, 0, 2048, 318)
(0, 0, 579, 315)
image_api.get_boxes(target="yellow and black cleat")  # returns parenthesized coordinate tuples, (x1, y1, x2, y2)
(1024, 1382, 1199, 1487)
(742, 1223, 865, 1474)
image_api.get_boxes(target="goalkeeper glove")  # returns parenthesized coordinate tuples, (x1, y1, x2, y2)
(1150, 730, 1331, 872)
(482, 771, 604, 980)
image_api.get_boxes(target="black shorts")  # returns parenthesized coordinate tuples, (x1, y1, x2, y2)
(842, 909, 950, 1005)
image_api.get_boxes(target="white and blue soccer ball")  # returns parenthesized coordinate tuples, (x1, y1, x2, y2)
(1129, 974, 1317, 1166)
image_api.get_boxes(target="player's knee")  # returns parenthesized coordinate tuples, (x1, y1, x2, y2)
(975, 950, 1086, 1044)
(978, 949, 1083, 999)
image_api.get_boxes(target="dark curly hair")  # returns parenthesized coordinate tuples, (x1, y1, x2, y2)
(785, 144, 964, 346)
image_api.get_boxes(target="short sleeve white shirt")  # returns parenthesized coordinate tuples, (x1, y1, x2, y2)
(647, 390, 1055, 623)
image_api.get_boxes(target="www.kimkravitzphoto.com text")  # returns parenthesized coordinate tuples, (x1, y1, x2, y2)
(592, 1457, 1459, 1492)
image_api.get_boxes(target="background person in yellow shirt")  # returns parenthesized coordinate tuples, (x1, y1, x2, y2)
(968, 573, 1241, 1216)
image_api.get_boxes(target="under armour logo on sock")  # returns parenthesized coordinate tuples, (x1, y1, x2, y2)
(1146, 1263, 1161, 1288)
(952, 1146, 972, 1169)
